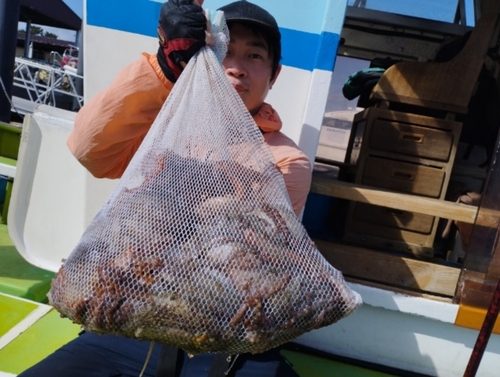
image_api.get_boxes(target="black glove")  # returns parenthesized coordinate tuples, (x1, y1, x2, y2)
(157, 0, 206, 83)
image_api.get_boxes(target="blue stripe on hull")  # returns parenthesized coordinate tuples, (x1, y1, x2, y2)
(87, 0, 339, 72)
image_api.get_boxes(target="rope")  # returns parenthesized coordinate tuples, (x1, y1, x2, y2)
(139, 341, 156, 377)
(0, 75, 23, 120)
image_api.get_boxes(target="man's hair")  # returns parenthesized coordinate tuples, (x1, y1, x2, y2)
(219, 1, 281, 80)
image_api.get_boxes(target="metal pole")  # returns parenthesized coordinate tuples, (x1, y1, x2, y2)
(463, 277, 500, 376)
(72, 28, 84, 111)
(0, 0, 22, 123)
(24, 19, 32, 58)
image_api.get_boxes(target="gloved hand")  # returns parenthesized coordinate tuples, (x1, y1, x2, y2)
(157, 0, 207, 83)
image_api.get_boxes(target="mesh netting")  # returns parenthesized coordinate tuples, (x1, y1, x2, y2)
(49, 12, 362, 355)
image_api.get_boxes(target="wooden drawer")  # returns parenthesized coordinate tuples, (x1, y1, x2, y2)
(345, 202, 437, 257)
(369, 119, 454, 161)
(343, 221, 435, 257)
(361, 156, 445, 198)
(352, 202, 435, 234)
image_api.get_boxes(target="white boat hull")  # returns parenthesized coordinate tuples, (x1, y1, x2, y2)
(297, 283, 500, 377)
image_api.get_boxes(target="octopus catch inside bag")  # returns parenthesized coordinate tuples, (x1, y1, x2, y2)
(49, 12, 362, 355)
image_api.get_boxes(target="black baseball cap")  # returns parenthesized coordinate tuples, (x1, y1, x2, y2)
(218, 1, 282, 77)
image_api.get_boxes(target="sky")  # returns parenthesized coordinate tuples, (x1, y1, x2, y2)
(63, 0, 83, 18)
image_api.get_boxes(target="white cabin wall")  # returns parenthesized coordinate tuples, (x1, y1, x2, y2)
(82, 0, 348, 163)
(266, 67, 310, 145)
(83, 27, 157, 99)
(296, 0, 349, 163)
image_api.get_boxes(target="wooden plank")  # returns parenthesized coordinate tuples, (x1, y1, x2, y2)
(347, 277, 454, 303)
(311, 176, 479, 224)
(314, 239, 461, 297)
(476, 207, 500, 229)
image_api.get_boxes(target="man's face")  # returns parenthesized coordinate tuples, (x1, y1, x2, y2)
(223, 23, 280, 115)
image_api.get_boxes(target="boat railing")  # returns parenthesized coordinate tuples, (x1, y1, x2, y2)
(12, 57, 83, 115)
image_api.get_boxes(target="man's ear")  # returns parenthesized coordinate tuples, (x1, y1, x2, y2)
(270, 64, 282, 89)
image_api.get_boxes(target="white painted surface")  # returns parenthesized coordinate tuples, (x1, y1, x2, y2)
(296, 69, 335, 165)
(0, 164, 16, 179)
(8, 106, 117, 272)
(296, 283, 500, 377)
(83, 26, 158, 99)
(267, 67, 314, 150)
(11, 96, 38, 117)
(351, 283, 459, 322)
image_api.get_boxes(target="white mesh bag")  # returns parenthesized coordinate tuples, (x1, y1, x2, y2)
(49, 11, 362, 355)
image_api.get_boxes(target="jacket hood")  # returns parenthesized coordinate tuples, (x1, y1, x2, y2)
(254, 102, 282, 133)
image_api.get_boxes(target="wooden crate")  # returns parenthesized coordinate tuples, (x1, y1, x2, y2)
(344, 107, 462, 257)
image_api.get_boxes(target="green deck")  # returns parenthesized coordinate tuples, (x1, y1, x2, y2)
(0, 294, 39, 337)
(282, 348, 397, 377)
(0, 293, 81, 375)
(0, 237, 54, 303)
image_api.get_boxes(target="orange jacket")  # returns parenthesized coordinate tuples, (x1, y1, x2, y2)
(69, 53, 312, 216)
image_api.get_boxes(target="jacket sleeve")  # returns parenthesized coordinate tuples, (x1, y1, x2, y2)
(264, 132, 312, 217)
(279, 157, 312, 217)
(68, 53, 173, 179)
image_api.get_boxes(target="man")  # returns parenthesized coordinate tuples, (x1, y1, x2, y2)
(19, 1, 311, 376)
(68, 0, 310, 217)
